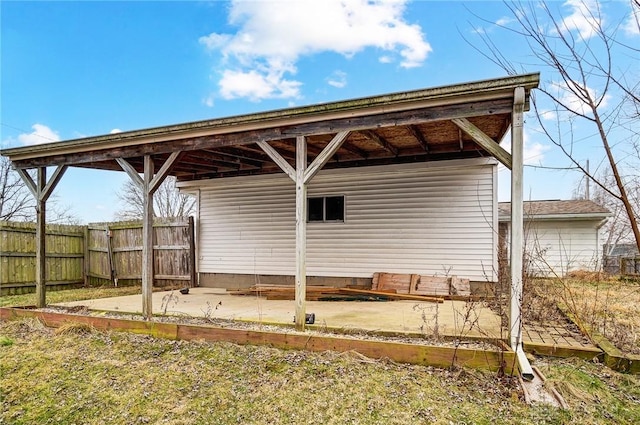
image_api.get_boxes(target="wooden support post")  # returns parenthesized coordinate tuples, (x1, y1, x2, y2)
(188, 215, 197, 288)
(510, 87, 525, 350)
(15, 165, 67, 307)
(295, 136, 307, 331)
(258, 132, 350, 330)
(117, 154, 180, 319)
(142, 155, 155, 319)
(35, 168, 47, 308)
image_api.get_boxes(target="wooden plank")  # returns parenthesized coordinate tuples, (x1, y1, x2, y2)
(375, 272, 412, 294)
(450, 276, 471, 296)
(372, 272, 380, 290)
(523, 342, 602, 360)
(414, 276, 450, 296)
(338, 288, 444, 303)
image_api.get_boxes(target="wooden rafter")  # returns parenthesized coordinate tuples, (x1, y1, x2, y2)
(338, 140, 368, 159)
(408, 125, 429, 152)
(360, 130, 398, 156)
(452, 118, 512, 169)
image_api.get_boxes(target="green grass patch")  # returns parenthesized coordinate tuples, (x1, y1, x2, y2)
(2, 317, 639, 424)
(0, 286, 142, 308)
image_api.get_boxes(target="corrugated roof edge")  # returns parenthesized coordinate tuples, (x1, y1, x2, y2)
(1, 73, 540, 159)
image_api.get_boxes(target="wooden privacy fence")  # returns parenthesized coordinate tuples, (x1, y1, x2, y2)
(1, 218, 195, 295)
(87, 218, 195, 287)
(0, 221, 85, 295)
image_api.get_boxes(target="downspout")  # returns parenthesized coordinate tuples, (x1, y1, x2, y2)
(510, 86, 534, 381)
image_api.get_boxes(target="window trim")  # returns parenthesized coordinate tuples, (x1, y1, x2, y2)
(307, 195, 345, 223)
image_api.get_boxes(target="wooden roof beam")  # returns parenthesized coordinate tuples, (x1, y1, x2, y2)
(408, 125, 429, 152)
(361, 130, 398, 156)
(338, 141, 369, 159)
(215, 146, 271, 163)
(8, 99, 514, 169)
(451, 118, 512, 169)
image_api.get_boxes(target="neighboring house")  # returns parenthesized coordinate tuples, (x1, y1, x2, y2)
(499, 200, 610, 277)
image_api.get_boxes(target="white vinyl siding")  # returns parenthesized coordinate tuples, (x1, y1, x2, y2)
(195, 158, 498, 281)
(524, 220, 602, 277)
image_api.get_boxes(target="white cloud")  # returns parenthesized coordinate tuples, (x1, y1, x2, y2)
(622, 4, 640, 36)
(560, 0, 601, 40)
(219, 68, 302, 101)
(501, 128, 550, 166)
(17, 124, 60, 145)
(203, 93, 215, 107)
(327, 70, 347, 88)
(549, 80, 610, 116)
(200, 0, 431, 101)
(110, 128, 122, 134)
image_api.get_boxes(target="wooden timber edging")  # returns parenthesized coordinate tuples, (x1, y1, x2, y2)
(523, 342, 603, 361)
(0, 306, 516, 375)
(559, 307, 640, 374)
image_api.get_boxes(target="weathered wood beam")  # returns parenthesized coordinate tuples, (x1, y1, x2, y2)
(303, 131, 349, 184)
(257, 141, 296, 182)
(15, 168, 37, 199)
(361, 130, 398, 156)
(408, 125, 429, 152)
(149, 151, 180, 193)
(41, 165, 67, 202)
(177, 156, 242, 172)
(200, 150, 263, 168)
(12, 99, 513, 169)
(215, 147, 271, 163)
(451, 118, 512, 169)
(295, 135, 307, 331)
(142, 155, 154, 320)
(35, 168, 46, 308)
(116, 158, 144, 188)
(510, 87, 525, 350)
(337, 141, 368, 159)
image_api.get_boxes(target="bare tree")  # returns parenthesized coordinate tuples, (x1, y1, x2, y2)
(0, 156, 33, 221)
(574, 170, 640, 252)
(115, 176, 196, 220)
(469, 0, 640, 252)
(0, 157, 79, 224)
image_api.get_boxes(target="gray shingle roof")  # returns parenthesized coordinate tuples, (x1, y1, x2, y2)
(498, 199, 610, 220)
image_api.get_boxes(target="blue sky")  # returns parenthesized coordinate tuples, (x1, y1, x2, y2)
(1, 0, 638, 223)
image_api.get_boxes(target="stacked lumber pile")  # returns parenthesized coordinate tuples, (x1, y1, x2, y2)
(373, 272, 471, 297)
(227, 283, 444, 303)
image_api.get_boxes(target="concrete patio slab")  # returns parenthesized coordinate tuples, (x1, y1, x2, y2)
(59, 287, 503, 338)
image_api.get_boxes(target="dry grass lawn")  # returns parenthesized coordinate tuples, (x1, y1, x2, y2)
(524, 274, 640, 355)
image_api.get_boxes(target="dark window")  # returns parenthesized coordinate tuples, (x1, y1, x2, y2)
(308, 197, 324, 222)
(307, 196, 344, 222)
(325, 196, 344, 221)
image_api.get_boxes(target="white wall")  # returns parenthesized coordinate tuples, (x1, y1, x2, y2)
(523, 220, 603, 277)
(192, 158, 498, 281)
